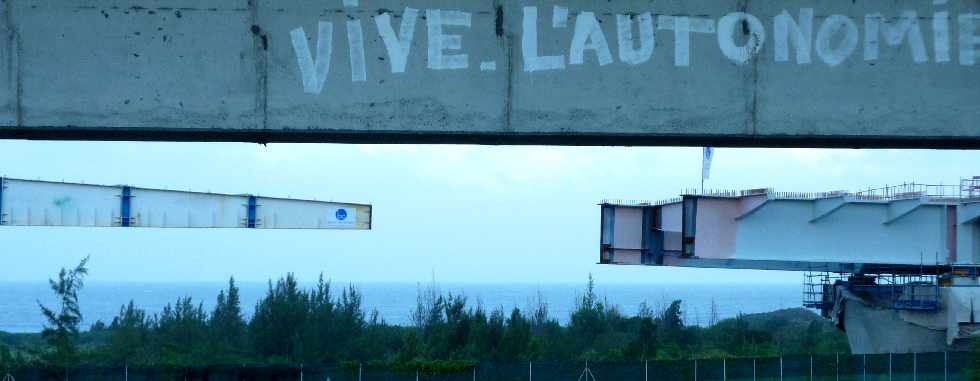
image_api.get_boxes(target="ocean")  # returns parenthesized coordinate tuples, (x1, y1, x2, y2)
(0, 282, 803, 333)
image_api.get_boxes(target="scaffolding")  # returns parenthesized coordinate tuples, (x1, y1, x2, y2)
(963, 176, 980, 200)
(802, 272, 837, 311)
(803, 272, 941, 316)
(850, 273, 941, 311)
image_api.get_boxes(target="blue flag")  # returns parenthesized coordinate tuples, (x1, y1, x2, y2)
(702, 147, 714, 180)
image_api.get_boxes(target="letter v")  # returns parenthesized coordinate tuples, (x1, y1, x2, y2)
(290, 21, 333, 94)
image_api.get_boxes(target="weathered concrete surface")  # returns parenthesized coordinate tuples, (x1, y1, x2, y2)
(0, 0, 978, 147)
(834, 286, 980, 354)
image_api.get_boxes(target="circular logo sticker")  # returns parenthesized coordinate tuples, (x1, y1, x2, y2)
(335, 208, 348, 221)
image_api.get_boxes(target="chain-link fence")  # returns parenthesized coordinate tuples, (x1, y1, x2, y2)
(0, 352, 975, 381)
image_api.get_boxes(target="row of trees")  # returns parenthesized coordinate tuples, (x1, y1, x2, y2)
(7, 258, 849, 369)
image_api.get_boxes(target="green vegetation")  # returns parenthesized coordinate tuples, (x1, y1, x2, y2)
(36, 256, 91, 380)
(0, 263, 850, 372)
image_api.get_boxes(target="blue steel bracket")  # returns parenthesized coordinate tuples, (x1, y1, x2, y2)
(640, 207, 652, 264)
(0, 177, 5, 225)
(681, 196, 697, 257)
(641, 207, 665, 265)
(245, 195, 258, 228)
(119, 186, 133, 227)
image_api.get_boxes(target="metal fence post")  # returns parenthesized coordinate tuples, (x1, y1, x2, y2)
(723, 358, 727, 381)
(125, 363, 128, 381)
(472, 365, 476, 381)
(529, 361, 532, 381)
(694, 359, 698, 381)
(645, 360, 649, 381)
(810, 356, 813, 381)
(359, 363, 363, 381)
(862, 354, 867, 381)
(913, 352, 917, 381)
(753, 358, 757, 381)
(300, 364, 304, 381)
(780, 356, 784, 381)
(944, 351, 948, 381)
(836, 353, 839, 381)
(889, 353, 892, 381)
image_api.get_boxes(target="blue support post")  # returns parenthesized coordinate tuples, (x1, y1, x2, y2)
(682, 196, 698, 257)
(0, 177, 5, 225)
(120, 186, 133, 227)
(246, 195, 258, 228)
(641, 206, 665, 265)
(600, 205, 615, 263)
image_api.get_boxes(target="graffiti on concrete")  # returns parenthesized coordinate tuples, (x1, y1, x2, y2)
(290, 3, 980, 94)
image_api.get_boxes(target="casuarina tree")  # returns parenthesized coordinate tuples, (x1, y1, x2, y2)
(37, 256, 90, 375)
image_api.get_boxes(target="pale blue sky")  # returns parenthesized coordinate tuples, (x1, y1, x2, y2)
(1, 140, 977, 284)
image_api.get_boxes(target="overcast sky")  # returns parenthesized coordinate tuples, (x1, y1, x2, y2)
(1, 140, 977, 284)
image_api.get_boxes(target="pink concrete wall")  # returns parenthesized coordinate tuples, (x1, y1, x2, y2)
(693, 198, 740, 259)
(658, 195, 766, 257)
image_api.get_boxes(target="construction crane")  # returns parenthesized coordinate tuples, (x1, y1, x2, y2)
(598, 177, 980, 354)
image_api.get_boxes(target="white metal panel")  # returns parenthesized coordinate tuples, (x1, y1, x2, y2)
(960, 220, 980, 264)
(958, 202, 980, 263)
(131, 189, 245, 228)
(611, 250, 642, 265)
(1, 179, 119, 226)
(735, 201, 945, 264)
(612, 207, 643, 250)
(663, 231, 682, 252)
(601, 194, 974, 268)
(661, 203, 682, 232)
(0, 178, 371, 230)
(256, 197, 370, 230)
